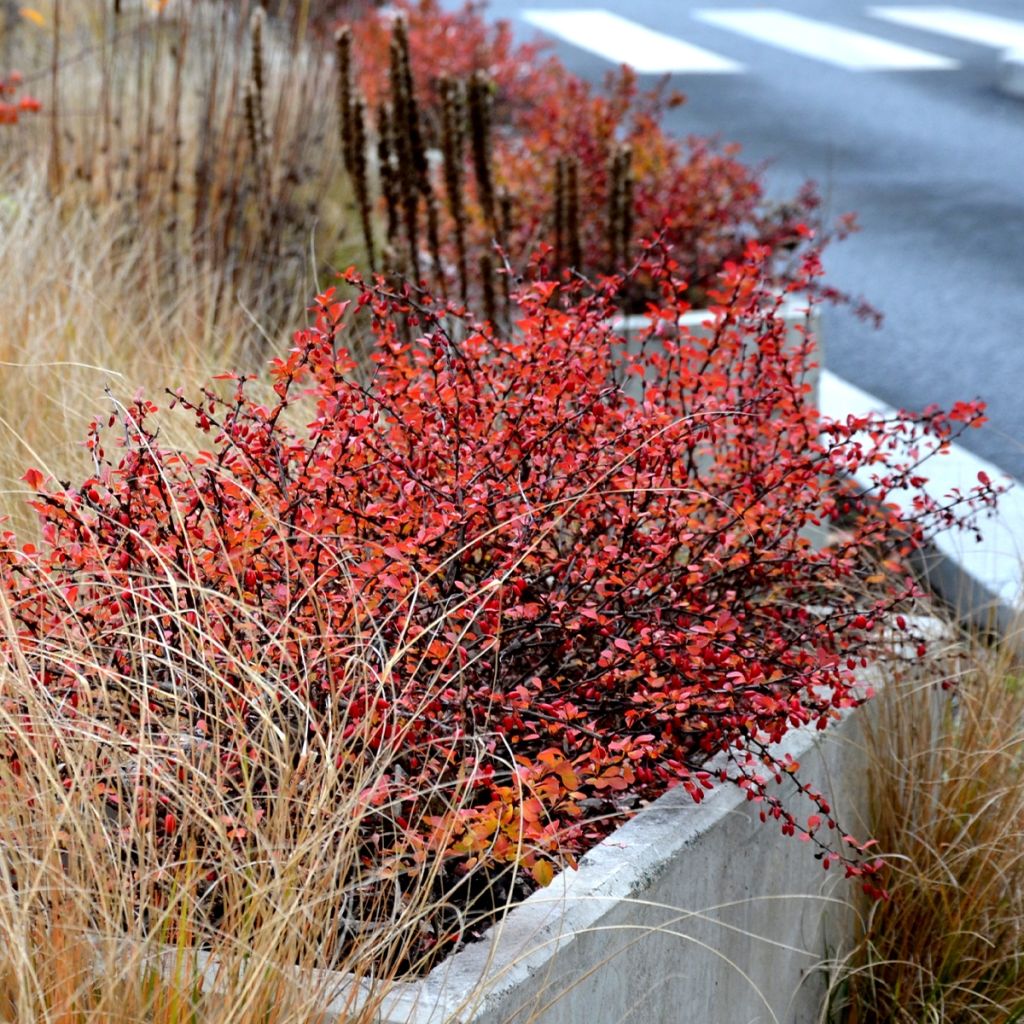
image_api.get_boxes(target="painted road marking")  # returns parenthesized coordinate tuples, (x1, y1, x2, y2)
(869, 6, 1024, 51)
(520, 9, 742, 74)
(819, 369, 1024, 621)
(693, 8, 959, 71)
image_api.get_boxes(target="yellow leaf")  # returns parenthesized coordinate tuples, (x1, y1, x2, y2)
(531, 859, 555, 887)
(19, 6, 45, 27)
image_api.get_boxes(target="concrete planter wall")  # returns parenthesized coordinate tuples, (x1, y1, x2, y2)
(610, 295, 820, 406)
(316, 704, 867, 1024)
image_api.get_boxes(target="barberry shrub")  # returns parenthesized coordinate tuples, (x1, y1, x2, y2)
(0, 71, 41, 125)
(0, 241, 996, 960)
(335, 3, 847, 315)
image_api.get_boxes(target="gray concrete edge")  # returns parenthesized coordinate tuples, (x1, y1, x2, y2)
(998, 48, 1024, 100)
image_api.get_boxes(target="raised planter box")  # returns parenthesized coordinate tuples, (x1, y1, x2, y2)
(93, 294, 849, 1023)
(305, 700, 868, 1024)
(119, 692, 867, 1023)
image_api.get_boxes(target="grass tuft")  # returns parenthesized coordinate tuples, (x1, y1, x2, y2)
(0, 558, 481, 1021)
(826, 628, 1024, 1024)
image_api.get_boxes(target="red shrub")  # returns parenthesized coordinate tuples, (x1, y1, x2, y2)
(0, 71, 41, 126)
(335, 2, 855, 312)
(345, 0, 561, 111)
(491, 68, 813, 305)
(1, 241, 997, 914)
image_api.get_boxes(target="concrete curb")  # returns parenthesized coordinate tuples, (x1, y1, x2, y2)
(819, 369, 1023, 631)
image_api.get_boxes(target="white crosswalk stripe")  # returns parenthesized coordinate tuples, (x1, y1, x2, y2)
(869, 6, 1024, 51)
(692, 8, 959, 71)
(519, 6, 1024, 76)
(520, 9, 743, 74)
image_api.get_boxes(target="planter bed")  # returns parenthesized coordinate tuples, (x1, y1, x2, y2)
(119, 694, 869, 1024)
(334, 698, 866, 1024)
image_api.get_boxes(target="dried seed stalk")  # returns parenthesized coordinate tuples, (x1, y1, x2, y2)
(250, 7, 267, 147)
(391, 17, 429, 191)
(376, 101, 400, 244)
(498, 188, 514, 248)
(389, 25, 420, 278)
(166, 15, 189, 209)
(335, 26, 355, 175)
(350, 92, 376, 271)
(621, 150, 634, 266)
(497, 187, 512, 316)
(244, 78, 266, 199)
(439, 77, 468, 302)
(47, 0, 63, 193)
(468, 71, 496, 235)
(566, 155, 581, 271)
(554, 157, 566, 271)
(607, 144, 634, 272)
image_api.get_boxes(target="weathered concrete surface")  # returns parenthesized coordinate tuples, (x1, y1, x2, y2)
(348, 706, 868, 1024)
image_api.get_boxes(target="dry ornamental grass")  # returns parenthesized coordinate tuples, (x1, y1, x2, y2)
(826, 629, 1024, 1024)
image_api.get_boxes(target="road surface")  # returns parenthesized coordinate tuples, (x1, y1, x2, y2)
(451, 1, 1024, 481)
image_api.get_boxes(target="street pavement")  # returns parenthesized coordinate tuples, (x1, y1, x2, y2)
(444, 1, 1024, 482)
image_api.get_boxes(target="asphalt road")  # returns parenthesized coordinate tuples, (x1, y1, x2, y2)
(446, 0, 1024, 481)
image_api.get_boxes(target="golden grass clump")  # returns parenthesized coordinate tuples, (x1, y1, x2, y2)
(0, 171, 276, 536)
(0, 561, 485, 1023)
(0, 0, 370, 533)
(826, 629, 1024, 1024)
(4, 0, 355, 332)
